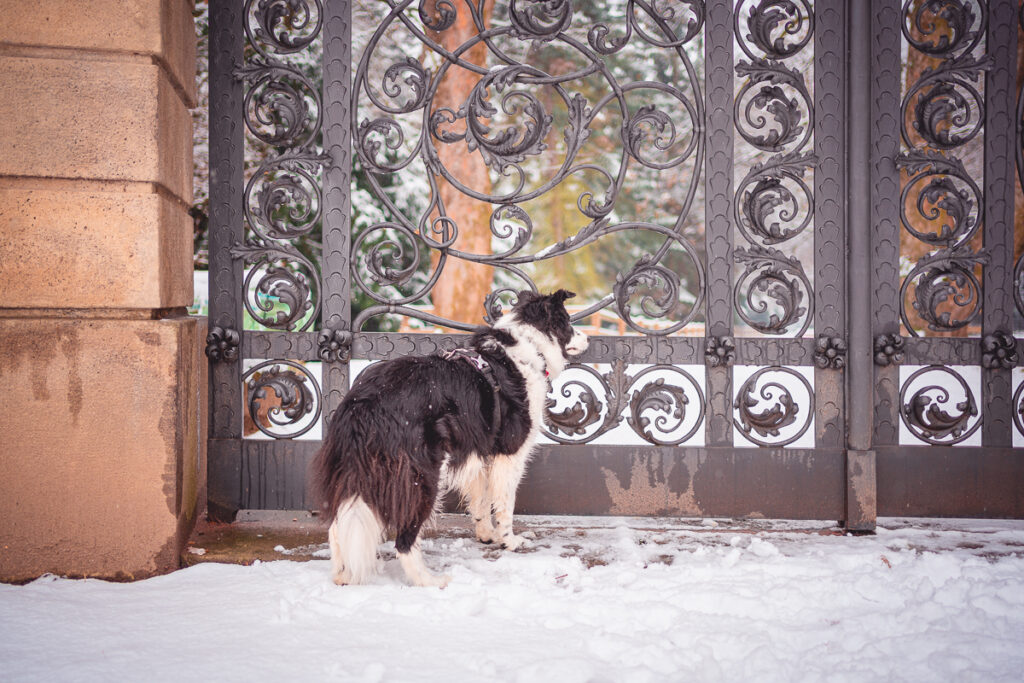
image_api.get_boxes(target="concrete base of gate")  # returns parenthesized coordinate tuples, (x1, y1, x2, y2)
(0, 315, 207, 582)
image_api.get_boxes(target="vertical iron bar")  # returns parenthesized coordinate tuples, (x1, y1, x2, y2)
(207, 0, 245, 519)
(814, 0, 846, 448)
(868, 0, 903, 447)
(847, 0, 874, 452)
(321, 0, 353, 422)
(982, 0, 1017, 446)
(845, 0, 879, 530)
(704, 0, 734, 447)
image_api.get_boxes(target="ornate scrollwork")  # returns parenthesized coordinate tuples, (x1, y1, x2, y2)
(352, 0, 705, 334)
(508, 0, 573, 42)
(318, 327, 353, 363)
(243, 360, 322, 439)
(735, 0, 814, 61)
(899, 365, 980, 445)
(440, 64, 554, 173)
(900, 247, 988, 336)
(814, 334, 847, 370)
(613, 250, 705, 336)
(734, 151, 815, 245)
(981, 332, 1018, 370)
(245, 152, 329, 241)
(231, 241, 320, 332)
(874, 334, 906, 367)
(902, 53, 989, 151)
(626, 368, 705, 446)
(245, 0, 323, 56)
(900, 0, 986, 58)
(205, 327, 240, 364)
(350, 222, 432, 309)
(734, 245, 812, 336)
(733, 366, 814, 447)
(589, 1, 704, 54)
(544, 362, 704, 447)
(705, 336, 736, 368)
(734, 60, 812, 153)
(624, 101, 699, 171)
(237, 60, 321, 149)
(418, 0, 457, 32)
(545, 363, 618, 441)
(897, 151, 981, 248)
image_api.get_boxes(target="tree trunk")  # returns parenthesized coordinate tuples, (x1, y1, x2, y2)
(426, 1, 495, 328)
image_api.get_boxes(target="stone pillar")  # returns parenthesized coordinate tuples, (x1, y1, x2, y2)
(0, 1, 205, 581)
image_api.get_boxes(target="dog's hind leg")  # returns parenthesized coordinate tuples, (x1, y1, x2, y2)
(487, 454, 530, 551)
(451, 455, 497, 545)
(395, 522, 451, 588)
(396, 540, 451, 588)
(328, 496, 383, 585)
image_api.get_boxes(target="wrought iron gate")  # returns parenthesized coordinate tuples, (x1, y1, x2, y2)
(206, 0, 1024, 525)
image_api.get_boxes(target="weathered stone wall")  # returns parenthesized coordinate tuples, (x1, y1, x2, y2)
(0, 0, 205, 581)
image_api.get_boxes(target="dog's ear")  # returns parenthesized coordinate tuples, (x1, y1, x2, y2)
(551, 289, 576, 304)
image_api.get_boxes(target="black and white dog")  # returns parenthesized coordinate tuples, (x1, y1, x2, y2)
(314, 290, 588, 587)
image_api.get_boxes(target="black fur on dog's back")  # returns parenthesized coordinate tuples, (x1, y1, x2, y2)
(314, 327, 530, 553)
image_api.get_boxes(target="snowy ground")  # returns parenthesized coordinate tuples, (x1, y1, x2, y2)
(3, 516, 1024, 682)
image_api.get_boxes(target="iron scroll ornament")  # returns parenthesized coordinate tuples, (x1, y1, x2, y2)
(230, 241, 320, 332)
(900, 0, 987, 59)
(733, 366, 814, 448)
(231, 0, 326, 337)
(899, 365, 980, 445)
(896, 151, 981, 249)
(899, 246, 988, 336)
(242, 360, 322, 440)
(244, 0, 323, 57)
(734, 151, 816, 246)
(544, 362, 705, 447)
(733, 245, 813, 337)
(901, 53, 990, 151)
(351, 0, 706, 333)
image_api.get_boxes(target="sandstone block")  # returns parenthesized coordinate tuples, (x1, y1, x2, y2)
(0, 314, 207, 581)
(0, 185, 193, 309)
(0, 56, 192, 203)
(0, 0, 196, 105)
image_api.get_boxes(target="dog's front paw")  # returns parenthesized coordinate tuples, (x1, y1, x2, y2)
(500, 533, 530, 551)
(475, 527, 498, 545)
(423, 573, 451, 589)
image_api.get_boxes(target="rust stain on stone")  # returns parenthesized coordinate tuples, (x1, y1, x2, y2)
(0, 323, 82, 420)
(58, 327, 83, 424)
(136, 330, 161, 346)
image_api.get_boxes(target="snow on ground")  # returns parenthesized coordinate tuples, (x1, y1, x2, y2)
(3, 517, 1024, 682)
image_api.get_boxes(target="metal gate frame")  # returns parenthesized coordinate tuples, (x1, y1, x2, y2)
(205, 0, 1023, 525)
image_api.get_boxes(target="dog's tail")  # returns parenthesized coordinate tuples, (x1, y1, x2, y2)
(328, 496, 383, 585)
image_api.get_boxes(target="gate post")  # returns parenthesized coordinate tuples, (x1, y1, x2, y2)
(843, 0, 878, 531)
(0, 1, 204, 580)
(206, 0, 245, 522)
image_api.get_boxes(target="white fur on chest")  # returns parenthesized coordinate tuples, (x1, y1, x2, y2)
(495, 314, 566, 453)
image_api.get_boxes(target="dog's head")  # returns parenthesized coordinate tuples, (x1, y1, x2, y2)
(510, 289, 589, 360)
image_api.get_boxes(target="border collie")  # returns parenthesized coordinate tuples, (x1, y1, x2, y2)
(314, 290, 589, 587)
